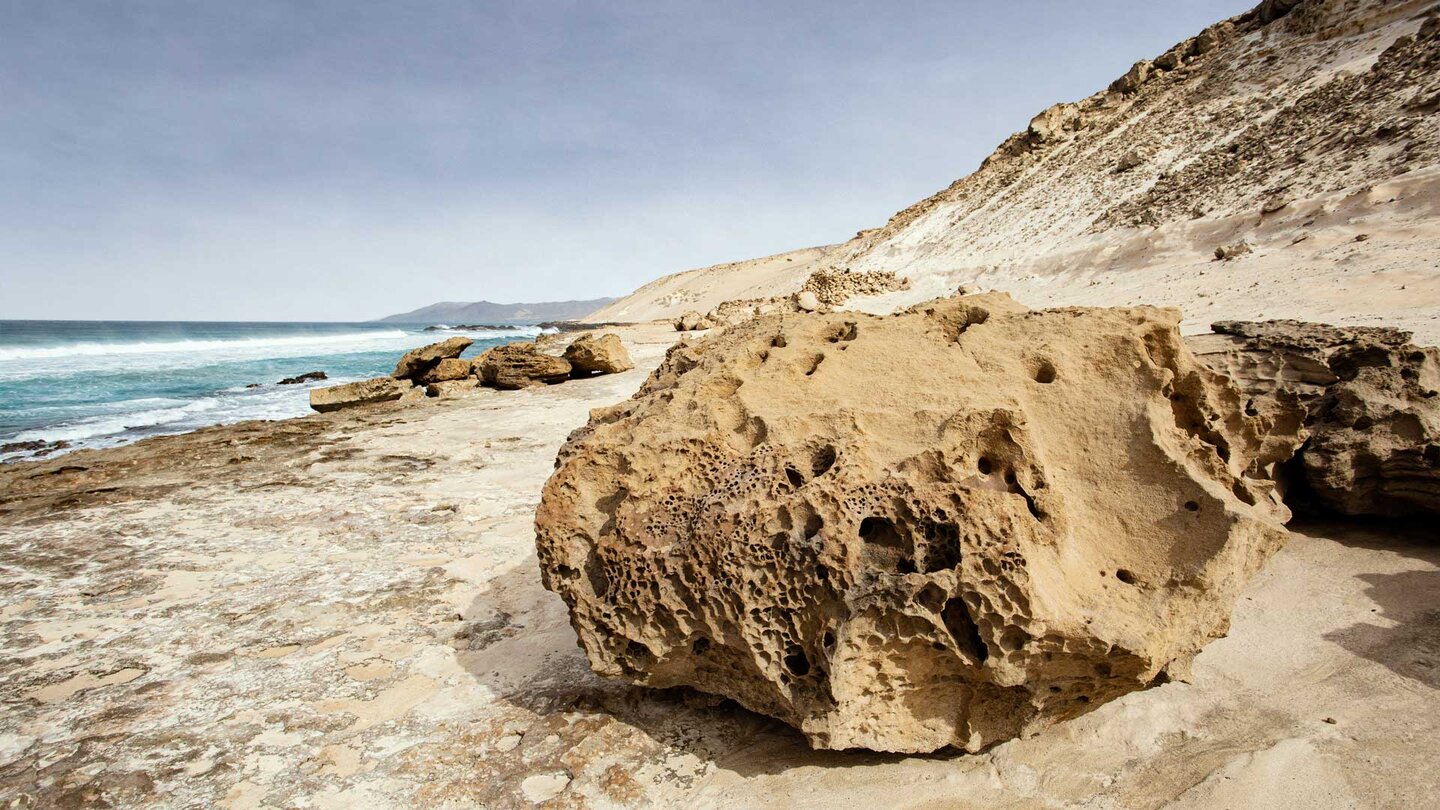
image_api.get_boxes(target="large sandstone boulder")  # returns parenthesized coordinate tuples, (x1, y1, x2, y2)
(477, 343, 572, 390)
(309, 377, 413, 412)
(417, 357, 474, 385)
(536, 293, 1302, 753)
(392, 336, 472, 380)
(1190, 320, 1440, 517)
(563, 333, 634, 376)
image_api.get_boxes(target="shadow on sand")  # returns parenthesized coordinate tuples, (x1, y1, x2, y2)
(450, 554, 946, 781)
(1296, 517, 1440, 688)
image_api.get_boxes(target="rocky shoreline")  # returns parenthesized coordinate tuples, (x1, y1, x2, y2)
(0, 320, 1435, 808)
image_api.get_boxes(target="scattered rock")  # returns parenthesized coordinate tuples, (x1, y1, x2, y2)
(1260, 194, 1291, 214)
(674, 311, 717, 332)
(426, 378, 482, 398)
(392, 337, 473, 381)
(278, 371, 327, 385)
(520, 772, 571, 804)
(417, 358, 474, 386)
(309, 377, 413, 412)
(537, 292, 1301, 753)
(800, 268, 909, 306)
(1193, 320, 1439, 518)
(796, 291, 820, 312)
(1354, 233, 1371, 242)
(1113, 150, 1143, 173)
(1109, 59, 1154, 95)
(0, 439, 70, 457)
(477, 344, 572, 390)
(1214, 240, 1253, 261)
(563, 333, 634, 375)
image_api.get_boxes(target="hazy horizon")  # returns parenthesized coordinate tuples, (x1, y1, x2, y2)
(1, 0, 1254, 321)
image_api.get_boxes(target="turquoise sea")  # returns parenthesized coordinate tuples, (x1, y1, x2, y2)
(0, 320, 534, 460)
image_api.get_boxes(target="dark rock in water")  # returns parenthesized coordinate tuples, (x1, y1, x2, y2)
(392, 337, 473, 381)
(245, 383, 262, 389)
(425, 323, 521, 332)
(1190, 320, 1440, 518)
(278, 371, 327, 385)
(1, 439, 71, 458)
(537, 320, 630, 333)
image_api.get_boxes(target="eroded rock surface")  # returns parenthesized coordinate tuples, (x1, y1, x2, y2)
(536, 293, 1302, 753)
(392, 336, 472, 380)
(799, 268, 909, 305)
(477, 343, 572, 390)
(563, 333, 635, 375)
(308, 376, 413, 412)
(674, 311, 717, 332)
(1191, 319, 1440, 517)
(417, 357, 474, 385)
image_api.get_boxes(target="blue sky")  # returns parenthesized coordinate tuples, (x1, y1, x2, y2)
(0, 1, 1254, 321)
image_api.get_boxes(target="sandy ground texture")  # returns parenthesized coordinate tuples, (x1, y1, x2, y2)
(1, 324, 1436, 809)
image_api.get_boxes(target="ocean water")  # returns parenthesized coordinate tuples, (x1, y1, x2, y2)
(0, 320, 537, 460)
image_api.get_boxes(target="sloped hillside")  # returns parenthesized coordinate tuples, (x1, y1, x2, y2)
(585, 245, 837, 324)
(593, 0, 1440, 340)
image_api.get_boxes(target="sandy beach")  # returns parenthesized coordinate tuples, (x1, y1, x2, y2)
(1, 321, 1435, 808)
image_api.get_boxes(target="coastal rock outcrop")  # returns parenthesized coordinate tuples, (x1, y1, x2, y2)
(563, 333, 634, 376)
(418, 357, 474, 385)
(477, 344, 572, 390)
(392, 336, 473, 380)
(309, 377, 413, 412)
(1190, 320, 1440, 517)
(536, 293, 1302, 753)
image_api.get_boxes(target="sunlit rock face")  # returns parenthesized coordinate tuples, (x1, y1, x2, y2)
(536, 293, 1302, 753)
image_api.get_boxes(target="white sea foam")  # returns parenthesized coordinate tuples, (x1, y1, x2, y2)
(0, 326, 537, 383)
(0, 330, 413, 362)
(11, 398, 222, 443)
(0, 324, 536, 458)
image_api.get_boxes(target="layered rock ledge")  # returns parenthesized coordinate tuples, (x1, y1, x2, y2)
(1190, 319, 1440, 517)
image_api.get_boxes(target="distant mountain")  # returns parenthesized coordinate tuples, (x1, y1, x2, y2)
(374, 298, 615, 325)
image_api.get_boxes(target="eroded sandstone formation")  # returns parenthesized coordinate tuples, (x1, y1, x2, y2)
(392, 336, 472, 380)
(477, 343, 573, 389)
(1190, 319, 1440, 517)
(563, 333, 634, 375)
(799, 268, 910, 306)
(536, 293, 1302, 753)
(308, 377, 412, 412)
